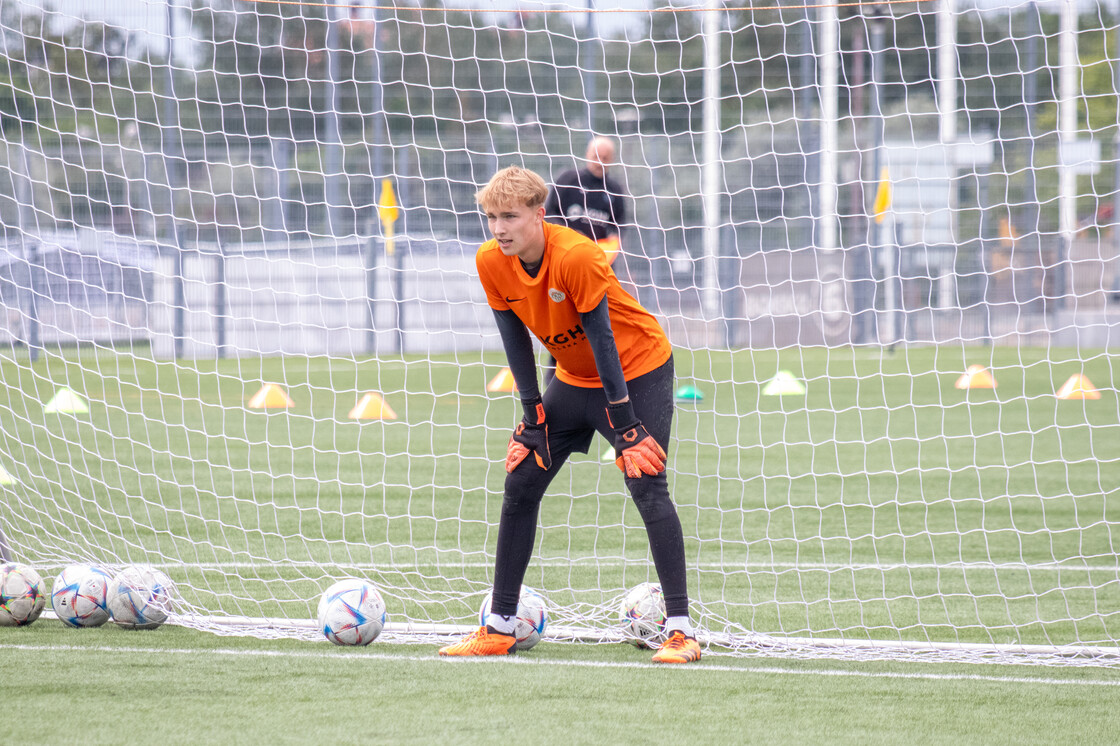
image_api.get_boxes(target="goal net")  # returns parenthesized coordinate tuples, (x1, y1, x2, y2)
(0, 0, 1118, 665)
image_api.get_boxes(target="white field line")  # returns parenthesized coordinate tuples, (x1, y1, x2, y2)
(4, 642, 1120, 687)
(136, 560, 1120, 573)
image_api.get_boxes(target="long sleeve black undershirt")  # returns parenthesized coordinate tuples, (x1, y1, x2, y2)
(491, 294, 628, 405)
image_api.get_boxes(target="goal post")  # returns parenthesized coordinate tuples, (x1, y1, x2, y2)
(0, 0, 1118, 665)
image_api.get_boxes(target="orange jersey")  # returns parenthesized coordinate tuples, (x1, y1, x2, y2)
(476, 222, 671, 388)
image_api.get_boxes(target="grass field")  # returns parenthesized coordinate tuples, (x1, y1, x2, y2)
(1, 343, 1119, 740)
(3, 620, 1120, 744)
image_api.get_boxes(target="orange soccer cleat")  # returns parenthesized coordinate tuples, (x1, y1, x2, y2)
(651, 630, 702, 664)
(438, 626, 517, 657)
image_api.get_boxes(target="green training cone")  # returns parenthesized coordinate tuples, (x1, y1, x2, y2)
(674, 384, 705, 401)
(43, 387, 89, 414)
(762, 370, 806, 396)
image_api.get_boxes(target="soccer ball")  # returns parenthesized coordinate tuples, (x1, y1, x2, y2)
(619, 582, 667, 649)
(0, 562, 46, 627)
(51, 564, 112, 628)
(317, 579, 387, 646)
(478, 585, 548, 651)
(107, 566, 176, 630)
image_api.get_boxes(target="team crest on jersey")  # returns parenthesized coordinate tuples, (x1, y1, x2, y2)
(548, 288, 566, 303)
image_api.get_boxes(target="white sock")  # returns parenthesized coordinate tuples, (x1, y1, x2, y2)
(486, 612, 517, 635)
(665, 615, 694, 637)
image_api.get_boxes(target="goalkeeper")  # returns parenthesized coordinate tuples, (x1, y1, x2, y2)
(439, 166, 700, 664)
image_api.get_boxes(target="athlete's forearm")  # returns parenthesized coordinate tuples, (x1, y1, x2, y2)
(492, 309, 541, 402)
(580, 296, 628, 404)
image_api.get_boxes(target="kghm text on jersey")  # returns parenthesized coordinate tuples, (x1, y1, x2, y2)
(538, 324, 585, 350)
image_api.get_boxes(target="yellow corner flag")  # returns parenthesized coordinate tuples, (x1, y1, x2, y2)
(872, 167, 891, 224)
(378, 179, 399, 226)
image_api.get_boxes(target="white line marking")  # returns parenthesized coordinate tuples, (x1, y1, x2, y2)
(3, 643, 1119, 687)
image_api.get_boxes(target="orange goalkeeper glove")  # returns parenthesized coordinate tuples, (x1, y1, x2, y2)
(606, 401, 667, 478)
(506, 397, 552, 473)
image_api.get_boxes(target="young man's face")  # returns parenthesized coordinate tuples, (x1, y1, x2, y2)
(485, 201, 546, 263)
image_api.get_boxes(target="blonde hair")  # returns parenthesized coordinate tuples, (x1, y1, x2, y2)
(476, 166, 548, 210)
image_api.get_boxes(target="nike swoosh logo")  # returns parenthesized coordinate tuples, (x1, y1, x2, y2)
(505, 296, 526, 303)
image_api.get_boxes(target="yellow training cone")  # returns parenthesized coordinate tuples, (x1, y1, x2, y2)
(1055, 374, 1100, 400)
(348, 392, 397, 420)
(43, 387, 90, 414)
(954, 365, 996, 390)
(762, 370, 806, 396)
(0, 464, 13, 486)
(248, 384, 295, 409)
(486, 367, 517, 393)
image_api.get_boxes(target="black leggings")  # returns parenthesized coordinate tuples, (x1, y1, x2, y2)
(490, 357, 690, 619)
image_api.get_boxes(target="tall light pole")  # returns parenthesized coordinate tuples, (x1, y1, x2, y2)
(1113, 0, 1120, 298)
(799, 4, 818, 248)
(324, 1, 343, 236)
(580, 0, 598, 136)
(165, 0, 186, 359)
(366, 2, 388, 353)
(937, 0, 957, 146)
(1057, 0, 1077, 311)
(701, 0, 722, 322)
(862, 5, 889, 344)
(1024, 0, 1041, 309)
(819, 2, 839, 254)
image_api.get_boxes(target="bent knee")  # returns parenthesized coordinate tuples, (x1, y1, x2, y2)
(627, 478, 676, 522)
(503, 469, 549, 513)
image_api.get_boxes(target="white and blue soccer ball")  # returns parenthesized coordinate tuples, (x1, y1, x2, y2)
(107, 566, 176, 630)
(317, 579, 387, 646)
(478, 585, 548, 651)
(619, 582, 667, 649)
(0, 562, 46, 627)
(51, 564, 112, 628)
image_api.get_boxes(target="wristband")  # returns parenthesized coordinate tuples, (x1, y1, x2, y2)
(521, 396, 545, 424)
(606, 399, 638, 431)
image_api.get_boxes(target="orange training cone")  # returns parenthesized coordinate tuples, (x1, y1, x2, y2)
(248, 383, 295, 409)
(348, 392, 398, 420)
(1055, 374, 1100, 400)
(596, 236, 621, 265)
(486, 367, 517, 393)
(955, 364, 996, 390)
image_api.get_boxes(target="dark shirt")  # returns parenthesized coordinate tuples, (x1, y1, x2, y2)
(544, 167, 627, 242)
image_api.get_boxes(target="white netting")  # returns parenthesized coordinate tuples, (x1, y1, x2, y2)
(0, 0, 1118, 665)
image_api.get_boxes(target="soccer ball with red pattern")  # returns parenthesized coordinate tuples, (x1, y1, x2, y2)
(619, 582, 667, 649)
(478, 586, 548, 651)
(0, 562, 46, 627)
(107, 565, 176, 630)
(317, 579, 387, 646)
(51, 564, 112, 628)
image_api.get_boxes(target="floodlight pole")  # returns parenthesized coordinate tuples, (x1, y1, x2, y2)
(367, 2, 387, 354)
(700, 0, 722, 323)
(1024, 0, 1041, 301)
(819, 2, 839, 253)
(369, 4, 386, 200)
(799, 5, 817, 247)
(937, 0, 957, 146)
(165, 0, 186, 359)
(1113, 0, 1120, 298)
(1057, 0, 1077, 311)
(867, 6, 890, 345)
(581, 0, 598, 134)
(15, 148, 40, 363)
(325, 2, 343, 236)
